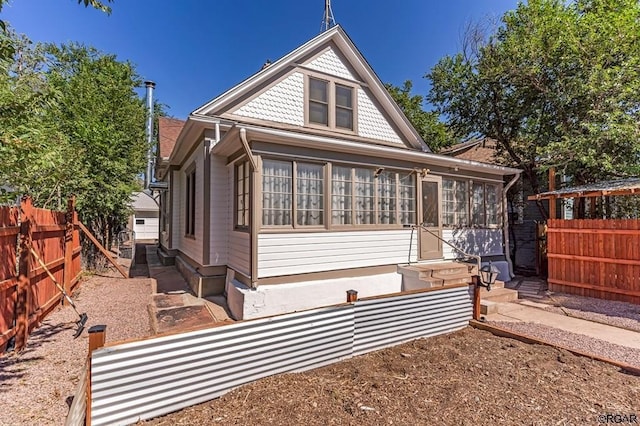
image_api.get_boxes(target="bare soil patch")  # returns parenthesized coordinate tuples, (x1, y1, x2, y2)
(145, 327, 640, 426)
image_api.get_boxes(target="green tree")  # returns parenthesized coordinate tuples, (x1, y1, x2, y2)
(45, 43, 147, 252)
(385, 80, 454, 152)
(0, 32, 80, 207)
(428, 0, 640, 216)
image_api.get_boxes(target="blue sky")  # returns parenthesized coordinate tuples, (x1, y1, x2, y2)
(3, 0, 521, 119)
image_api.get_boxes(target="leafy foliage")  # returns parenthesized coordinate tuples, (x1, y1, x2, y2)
(427, 0, 640, 204)
(385, 80, 455, 152)
(0, 30, 147, 260)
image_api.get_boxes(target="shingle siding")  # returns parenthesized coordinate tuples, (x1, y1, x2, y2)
(233, 72, 304, 125)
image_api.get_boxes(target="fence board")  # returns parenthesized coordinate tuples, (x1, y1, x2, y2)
(0, 198, 82, 353)
(0, 206, 19, 352)
(547, 219, 640, 304)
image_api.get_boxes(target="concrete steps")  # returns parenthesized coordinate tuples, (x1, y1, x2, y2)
(397, 261, 474, 291)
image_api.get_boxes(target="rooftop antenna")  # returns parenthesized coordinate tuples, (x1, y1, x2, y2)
(321, 0, 336, 32)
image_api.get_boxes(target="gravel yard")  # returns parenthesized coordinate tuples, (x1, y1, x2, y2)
(144, 327, 640, 426)
(537, 293, 640, 333)
(1, 268, 152, 426)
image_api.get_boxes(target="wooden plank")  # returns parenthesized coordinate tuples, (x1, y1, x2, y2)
(78, 222, 128, 278)
(0, 277, 18, 292)
(31, 256, 65, 278)
(15, 197, 33, 352)
(547, 278, 640, 298)
(0, 327, 17, 347)
(546, 228, 640, 235)
(547, 253, 640, 266)
(0, 226, 20, 237)
(33, 224, 66, 233)
(469, 321, 640, 376)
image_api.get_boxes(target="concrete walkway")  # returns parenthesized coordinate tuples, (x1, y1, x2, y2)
(144, 246, 233, 334)
(485, 300, 640, 350)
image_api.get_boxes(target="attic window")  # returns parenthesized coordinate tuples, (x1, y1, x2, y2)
(307, 76, 355, 132)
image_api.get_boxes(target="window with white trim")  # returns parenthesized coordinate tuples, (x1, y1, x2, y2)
(307, 76, 355, 131)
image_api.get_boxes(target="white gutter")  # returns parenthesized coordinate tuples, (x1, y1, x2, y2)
(239, 128, 259, 171)
(503, 173, 520, 279)
(241, 124, 522, 176)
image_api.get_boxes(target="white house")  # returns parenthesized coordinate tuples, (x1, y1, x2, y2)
(156, 26, 521, 320)
(129, 191, 160, 241)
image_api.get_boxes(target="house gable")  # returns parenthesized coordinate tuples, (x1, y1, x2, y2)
(194, 26, 425, 150)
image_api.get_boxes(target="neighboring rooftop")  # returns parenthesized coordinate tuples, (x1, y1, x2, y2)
(440, 137, 499, 164)
(531, 178, 640, 200)
(158, 117, 185, 159)
(131, 191, 159, 212)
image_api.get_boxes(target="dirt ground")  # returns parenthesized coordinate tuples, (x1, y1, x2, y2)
(145, 327, 640, 426)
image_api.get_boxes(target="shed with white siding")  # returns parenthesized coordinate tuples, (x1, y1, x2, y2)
(156, 25, 520, 320)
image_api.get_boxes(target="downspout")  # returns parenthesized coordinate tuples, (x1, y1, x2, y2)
(239, 128, 259, 289)
(503, 173, 520, 279)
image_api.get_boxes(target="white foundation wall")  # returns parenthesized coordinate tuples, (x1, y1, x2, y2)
(257, 230, 418, 278)
(226, 272, 402, 320)
(209, 155, 229, 266)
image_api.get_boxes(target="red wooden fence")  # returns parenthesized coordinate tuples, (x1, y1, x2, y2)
(0, 197, 81, 353)
(547, 219, 640, 305)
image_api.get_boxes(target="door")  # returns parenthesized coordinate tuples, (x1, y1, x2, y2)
(419, 176, 443, 260)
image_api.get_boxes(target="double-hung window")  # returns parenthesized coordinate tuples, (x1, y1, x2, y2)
(308, 76, 354, 131)
(262, 159, 324, 227)
(443, 179, 469, 227)
(185, 167, 196, 236)
(235, 160, 250, 229)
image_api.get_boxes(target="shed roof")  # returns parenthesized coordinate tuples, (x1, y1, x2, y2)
(529, 178, 640, 201)
(131, 191, 159, 212)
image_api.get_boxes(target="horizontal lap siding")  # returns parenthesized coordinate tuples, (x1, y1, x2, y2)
(174, 147, 204, 264)
(442, 228, 504, 259)
(353, 285, 473, 355)
(229, 231, 250, 276)
(90, 305, 355, 426)
(258, 230, 418, 278)
(209, 156, 228, 266)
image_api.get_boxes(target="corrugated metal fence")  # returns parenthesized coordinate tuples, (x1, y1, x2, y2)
(354, 285, 473, 355)
(90, 284, 473, 425)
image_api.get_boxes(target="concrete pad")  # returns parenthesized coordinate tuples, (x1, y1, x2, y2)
(485, 303, 640, 350)
(153, 294, 185, 309)
(154, 305, 214, 334)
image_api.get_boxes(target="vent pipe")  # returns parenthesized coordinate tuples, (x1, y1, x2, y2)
(144, 81, 156, 189)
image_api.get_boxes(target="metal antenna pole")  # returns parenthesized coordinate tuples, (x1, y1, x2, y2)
(321, 0, 336, 32)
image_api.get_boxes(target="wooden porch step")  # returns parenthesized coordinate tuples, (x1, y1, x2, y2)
(480, 287, 518, 303)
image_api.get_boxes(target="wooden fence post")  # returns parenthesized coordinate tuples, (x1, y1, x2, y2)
(86, 325, 106, 426)
(472, 276, 481, 321)
(15, 196, 33, 352)
(63, 196, 76, 297)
